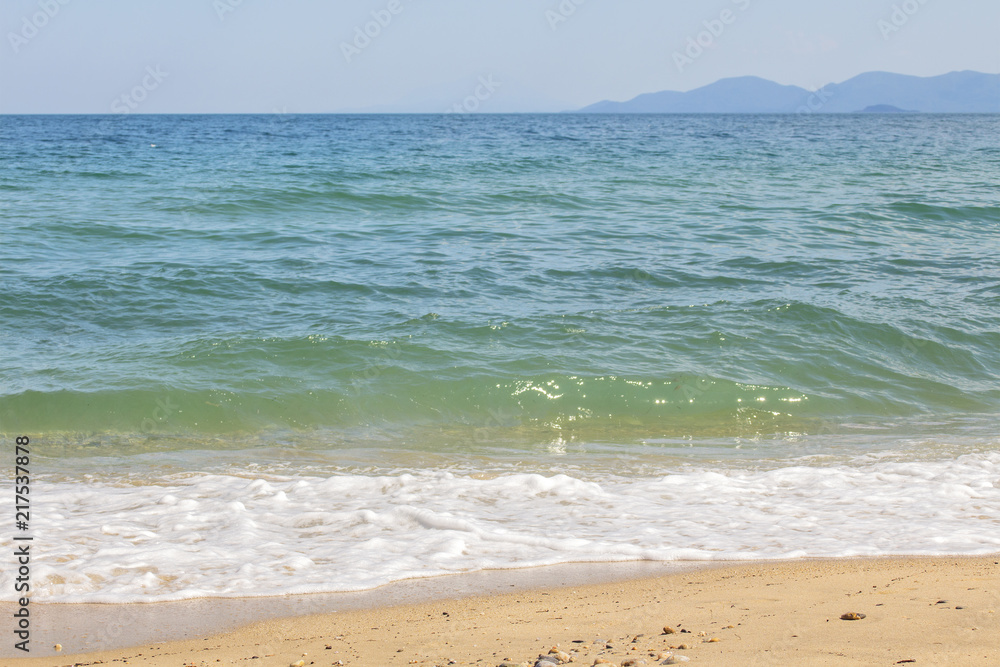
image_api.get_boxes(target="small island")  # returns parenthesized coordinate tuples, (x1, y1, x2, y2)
(858, 104, 918, 113)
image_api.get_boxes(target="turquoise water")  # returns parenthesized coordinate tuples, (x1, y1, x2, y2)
(1, 114, 999, 602)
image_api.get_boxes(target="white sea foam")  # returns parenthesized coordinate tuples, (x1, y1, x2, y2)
(6, 451, 1000, 603)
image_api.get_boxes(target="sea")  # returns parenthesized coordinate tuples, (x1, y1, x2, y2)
(1, 113, 999, 604)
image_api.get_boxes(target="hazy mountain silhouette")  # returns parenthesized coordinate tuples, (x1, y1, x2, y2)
(859, 105, 916, 113)
(577, 71, 999, 113)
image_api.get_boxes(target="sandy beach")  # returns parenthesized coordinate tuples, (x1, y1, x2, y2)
(6, 556, 998, 667)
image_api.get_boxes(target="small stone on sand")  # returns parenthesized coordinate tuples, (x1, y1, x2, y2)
(662, 626, 676, 635)
(840, 612, 866, 620)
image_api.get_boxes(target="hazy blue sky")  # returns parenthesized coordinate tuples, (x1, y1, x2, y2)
(2, 0, 998, 113)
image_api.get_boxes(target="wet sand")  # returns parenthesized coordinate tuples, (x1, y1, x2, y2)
(5, 556, 999, 666)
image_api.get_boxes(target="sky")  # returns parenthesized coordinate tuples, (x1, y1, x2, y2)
(1, 0, 998, 113)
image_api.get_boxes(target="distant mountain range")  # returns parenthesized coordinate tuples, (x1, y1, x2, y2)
(577, 71, 1000, 113)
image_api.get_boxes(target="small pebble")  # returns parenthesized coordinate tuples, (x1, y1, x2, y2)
(661, 656, 689, 665)
(594, 660, 613, 665)
(707, 638, 720, 643)
(54, 644, 62, 652)
(677, 643, 691, 650)
(662, 627, 676, 635)
(840, 612, 866, 620)
(547, 649, 572, 663)
(290, 661, 305, 667)
(535, 660, 558, 667)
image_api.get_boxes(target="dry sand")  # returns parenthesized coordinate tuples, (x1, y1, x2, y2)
(6, 556, 998, 667)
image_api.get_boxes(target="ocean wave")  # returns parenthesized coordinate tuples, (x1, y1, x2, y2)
(6, 449, 997, 603)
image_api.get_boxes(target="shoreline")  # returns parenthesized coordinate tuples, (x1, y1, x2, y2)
(5, 555, 999, 665)
(0, 560, 720, 658)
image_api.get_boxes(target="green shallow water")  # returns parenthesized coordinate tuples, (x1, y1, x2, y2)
(1, 113, 999, 456)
